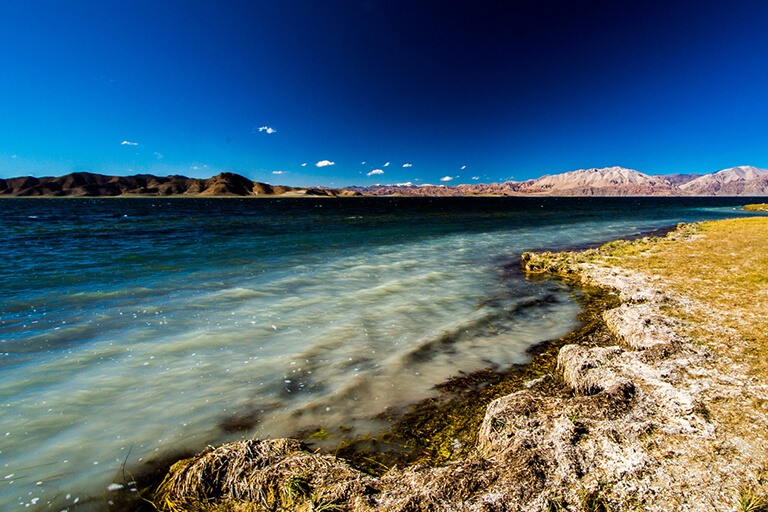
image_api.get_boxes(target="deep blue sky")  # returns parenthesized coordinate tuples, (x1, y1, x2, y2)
(1, 1, 767, 186)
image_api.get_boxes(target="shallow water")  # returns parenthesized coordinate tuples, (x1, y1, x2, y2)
(0, 196, 760, 509)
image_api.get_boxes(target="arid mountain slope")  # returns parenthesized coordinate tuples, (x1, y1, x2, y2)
(0, 172, 360, 197)
(353, 165, 768, 197)
(680, 166, 768, 196)
(653, 173, 702, 185)
(352, 167, 685, 196)
(514, 166, 681, 196)
(4, 166, 768, 198)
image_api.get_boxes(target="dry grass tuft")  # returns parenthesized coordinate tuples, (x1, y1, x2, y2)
(154, 438, 375, 511)
(738, 485, 768, 512)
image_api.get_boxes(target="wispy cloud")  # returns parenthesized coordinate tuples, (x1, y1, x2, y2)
(460, 165, 466, 170)
(472, 176, 480, 180)
(403, 163, 412, 167)
(272, 171, 284, 175)
(361, 161, 366, 165)
(384, 162, 390, 167)
(440, 176, 454, 182)
(316, 160, 335, 167)
(367, 169, 384, 176)
(257, 126, 277, 134)
(121, 140, 138, 146)
(154, 152, 163, 159)
(301, 163, 307, 167)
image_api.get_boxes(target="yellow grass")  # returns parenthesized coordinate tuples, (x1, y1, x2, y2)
(596, 217, 768, 504)
(601, 217, 768, 364)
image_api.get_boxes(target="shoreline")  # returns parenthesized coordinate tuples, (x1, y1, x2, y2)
(102, 254, 619, 511)
(87, 219, 768, 510)
(106, 282, 618, 511)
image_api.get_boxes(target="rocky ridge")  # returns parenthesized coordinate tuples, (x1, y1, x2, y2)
(0, 171, 360, 197)
(146, 224, 766, 511)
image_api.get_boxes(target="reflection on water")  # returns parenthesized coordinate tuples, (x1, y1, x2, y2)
(0, 196, 758, 509)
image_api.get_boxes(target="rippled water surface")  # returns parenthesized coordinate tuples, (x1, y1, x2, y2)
(0, 196, 759, 509)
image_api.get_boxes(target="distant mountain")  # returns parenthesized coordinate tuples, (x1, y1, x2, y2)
(652, 173, 702, 186)
(680, 166, 768, 196)
(4, 166, 768, 198)
(351, 165, 768, 197)
(0, 172, 361, 197)
(513, 166, 681, 196)
(350, 167, 684, 197)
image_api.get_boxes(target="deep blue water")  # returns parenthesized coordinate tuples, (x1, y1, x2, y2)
(0, 196, 762, 509)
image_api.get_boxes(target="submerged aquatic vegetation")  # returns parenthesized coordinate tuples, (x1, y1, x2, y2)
(334, 282, 620, 474)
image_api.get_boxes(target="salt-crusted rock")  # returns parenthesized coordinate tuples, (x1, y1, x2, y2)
(557, 344, 630, 395)
(603, 302, 683, 349)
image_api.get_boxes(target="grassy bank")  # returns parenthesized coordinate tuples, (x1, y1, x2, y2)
(593, 217, 768, 473)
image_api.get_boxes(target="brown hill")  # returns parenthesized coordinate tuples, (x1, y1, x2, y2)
(0, 172, 360, 198)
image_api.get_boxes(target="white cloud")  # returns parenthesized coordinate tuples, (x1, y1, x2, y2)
(403, 163, 412, 167)
(301, 163, 307, 167)
(121, 140, 138, 146)
(461, 165, 466, 170)
(440, 176, 453, 182)
(316, 160, 335, 167)
(11, 154, 17, 158)
(258, 126, 277, 134)
(272, 171, 284, 175)
(361, 161, 366, 165)
(154, 152, 163, 159)
(384, 162, 390, 167)
(472, 176, 480, 180)
(367, 169, 384, 176)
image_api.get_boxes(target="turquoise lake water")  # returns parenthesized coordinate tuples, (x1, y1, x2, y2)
(0, 196, 761, 510)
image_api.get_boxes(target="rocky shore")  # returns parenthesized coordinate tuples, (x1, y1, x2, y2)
(131, 220, 768, 511)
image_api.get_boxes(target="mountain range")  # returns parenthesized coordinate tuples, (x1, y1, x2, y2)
(0, 172, 360, 197)
(1, 166, 768, 197)
(349, 166, 768, 197)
